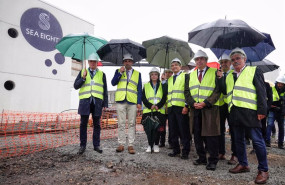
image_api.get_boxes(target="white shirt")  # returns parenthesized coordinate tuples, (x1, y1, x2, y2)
(234, 65, 246, 77)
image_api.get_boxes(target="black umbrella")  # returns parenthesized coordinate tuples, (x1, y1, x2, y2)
(141, 114, 160, 149)
(251, 59, 279, 73)
(188, 19, 266, 49)
(97, 39, 146, 65)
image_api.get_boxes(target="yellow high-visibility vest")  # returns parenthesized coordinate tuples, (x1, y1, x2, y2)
(115, 69, 139, 104)
(219, 70, 234, 106)
(189, 68, 219, 106)
(143, 82, 165, 114)
(79, 69, 104, 100)
(227, 66, 257, 112)
(167, 72, 185, 108)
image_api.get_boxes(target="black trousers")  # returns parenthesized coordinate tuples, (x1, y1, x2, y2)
(168, 106, 191, 155)
(80, 104, 101, 148)
(219, 104, 229, 155)
(193, 109, 219, 164)
(158, 114, 167, 145)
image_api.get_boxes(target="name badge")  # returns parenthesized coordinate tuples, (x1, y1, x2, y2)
(154, 97, 157, 104)
(91, 80, 95, 85)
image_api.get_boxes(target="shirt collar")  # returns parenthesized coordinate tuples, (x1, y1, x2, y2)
(234, 65, 246, 74)
(198, 66, 207, 72)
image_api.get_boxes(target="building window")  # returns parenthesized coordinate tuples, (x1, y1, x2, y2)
(8, 28, 18, 38)
(4, 80, 15, 90)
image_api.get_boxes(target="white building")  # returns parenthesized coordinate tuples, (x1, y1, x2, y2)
(0, 0, 94, 113)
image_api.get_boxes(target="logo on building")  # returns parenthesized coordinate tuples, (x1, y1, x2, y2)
(20, 8, 63, 52)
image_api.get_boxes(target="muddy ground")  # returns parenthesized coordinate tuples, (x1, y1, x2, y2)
(1, 133, 285, 185)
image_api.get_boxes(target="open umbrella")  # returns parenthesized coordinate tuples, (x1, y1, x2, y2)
(96, 39, 146, 65)
(142, 36, 194, 68)
(141, 114, 160, 149)
(251, 59, 279, 73)
(55, 33, 107, 68)
(188, 19, 266, 50)
(210, 33, 275, 62)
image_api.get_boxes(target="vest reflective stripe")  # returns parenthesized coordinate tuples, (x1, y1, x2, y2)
(79, 70, 104, 100)
(167, 73, 186, 107)
(272, 87, 280, 102)
(189, 68, 219, 106)
(143, 82, 165, 114)
(115, 69, 139, 104)
(227, 66, 257, 112)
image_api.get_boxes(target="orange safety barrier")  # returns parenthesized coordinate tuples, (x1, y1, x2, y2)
(0, 109, 143, 158)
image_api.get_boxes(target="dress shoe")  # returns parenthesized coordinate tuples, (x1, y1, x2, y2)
(218, 154, 226, 160)
(94, 147, 103, 153)
(229, 164, 250, 173)
(193, 159, 207, 165)
(128, 146, 136, 154)
(180, 154, 189, 160)
(278, 144, 284, 149)
(228, 155, 238, 165)
(255, 171, 269, 184)
(168, 152, 180, 157)
(78, 146, 86, 155)
(159, 143, 165, 147)
(116, 145, 124, 152)
(206, 163, 216, 171)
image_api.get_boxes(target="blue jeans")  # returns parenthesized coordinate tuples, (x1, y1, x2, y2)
(266, 111, 284, 145)
(232, 126, 268, 172)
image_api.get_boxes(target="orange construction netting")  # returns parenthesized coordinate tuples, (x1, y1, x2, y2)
(0, 109, 143, 158)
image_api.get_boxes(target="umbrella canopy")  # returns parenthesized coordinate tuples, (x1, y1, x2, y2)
(188, 19, 266, 49)
(142, 36, 194, 68)
(211, 33, 275, 62)
(141, 115, 160, 148)
(96, 39, 146, 65)
(251, 59, 279, 73)
(55, 33, 107, 64)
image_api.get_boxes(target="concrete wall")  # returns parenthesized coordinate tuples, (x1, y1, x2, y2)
(0, 0, 94, 112)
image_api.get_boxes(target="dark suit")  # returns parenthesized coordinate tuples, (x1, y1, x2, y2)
(74, 68, 108, 148)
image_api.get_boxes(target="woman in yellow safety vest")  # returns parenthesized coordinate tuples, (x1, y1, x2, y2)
(142, 67, 168, 153)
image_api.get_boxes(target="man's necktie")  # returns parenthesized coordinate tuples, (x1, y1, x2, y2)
(233, 72, 237, 83)
(198, 70, 204, 83)
(126, 70, 130, 82)
(173, 75, 177, 84)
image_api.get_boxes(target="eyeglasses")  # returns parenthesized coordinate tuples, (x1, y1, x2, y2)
(231, 57, 242, 62)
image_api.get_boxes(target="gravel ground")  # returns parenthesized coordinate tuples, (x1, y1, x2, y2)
(1, 133, 285, 185)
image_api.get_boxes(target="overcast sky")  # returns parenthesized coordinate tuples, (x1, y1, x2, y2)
(44, 0, 285, 89)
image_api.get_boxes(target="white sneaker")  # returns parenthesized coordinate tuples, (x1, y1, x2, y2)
(153, 145, 159, 153)
(146, 146, 151, 153)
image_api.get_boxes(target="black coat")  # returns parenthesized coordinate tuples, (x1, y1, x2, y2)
(228, 66, 267, 128)
(73, 69, 108, 116)
(270, 83, 285, 115)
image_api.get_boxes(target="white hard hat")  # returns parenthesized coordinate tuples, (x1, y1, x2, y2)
(123, 53, 133, 61)
(149, 67, 160, 75)
(275, 74, 285, 84)
(193, 50, 208, 60)
(171, 58, 182, 65)
(230, 47, 247, 58)
(218, 53, 231, 63)
(88, 53, 100, 61)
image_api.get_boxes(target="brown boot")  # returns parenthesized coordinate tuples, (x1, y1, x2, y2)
(229, 164, 250, 173)
(228, 155, 238, 165)
(255, 171, 269, 184)
(116, 145, 124, 152)
(128, 146, 136, 154)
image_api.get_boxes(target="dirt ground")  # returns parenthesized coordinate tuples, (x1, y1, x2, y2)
(1, 133, 285, 185)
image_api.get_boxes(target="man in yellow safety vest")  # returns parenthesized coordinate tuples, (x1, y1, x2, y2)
(74, 53, 108, 155)
(111, 53, 142, 154)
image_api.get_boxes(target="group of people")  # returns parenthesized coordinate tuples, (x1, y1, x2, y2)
(73, 48, 285, 184)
